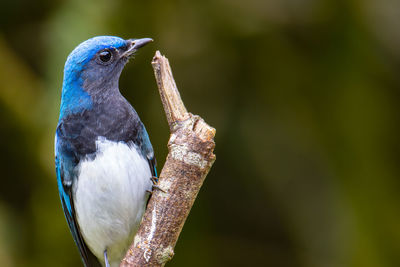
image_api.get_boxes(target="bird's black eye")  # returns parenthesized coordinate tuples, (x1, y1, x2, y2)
(98, 49, 112, 63)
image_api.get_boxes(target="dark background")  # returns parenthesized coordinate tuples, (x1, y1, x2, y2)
(0, 0, 399, 266)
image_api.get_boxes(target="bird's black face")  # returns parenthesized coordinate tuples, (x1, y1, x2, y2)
(81, 38, 153, 96)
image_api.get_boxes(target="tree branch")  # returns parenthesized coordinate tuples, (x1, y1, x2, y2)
(120, 51, 216, 267)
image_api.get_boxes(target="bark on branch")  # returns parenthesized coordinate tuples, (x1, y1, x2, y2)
(120, 51, 216, 267)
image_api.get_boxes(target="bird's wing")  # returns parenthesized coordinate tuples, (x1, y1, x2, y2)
(139, 125, 157, 178)
(55, 133, 101, 267)
(148, 152, 157, 178)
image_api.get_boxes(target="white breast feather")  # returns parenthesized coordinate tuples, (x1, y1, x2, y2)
(73, 138, 152, 266)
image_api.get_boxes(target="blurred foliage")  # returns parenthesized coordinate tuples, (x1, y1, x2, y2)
(0, 0, 400, 266)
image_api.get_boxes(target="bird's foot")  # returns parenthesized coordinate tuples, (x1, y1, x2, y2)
(147, 176, 166, 193)
(152, 184, 166, 193)
(150, 176, 158, 185)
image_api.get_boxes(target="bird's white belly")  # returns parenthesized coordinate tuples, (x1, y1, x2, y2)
(73, 138, 152, 266)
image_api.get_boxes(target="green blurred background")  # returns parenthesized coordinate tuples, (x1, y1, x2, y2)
(0, 0, 399, 266)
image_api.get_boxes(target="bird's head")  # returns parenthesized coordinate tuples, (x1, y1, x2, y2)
(64, 36, 153, 91)
(60, 36, 152, 118)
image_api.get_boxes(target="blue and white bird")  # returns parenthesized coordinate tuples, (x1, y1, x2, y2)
(55, 36, 156, 267)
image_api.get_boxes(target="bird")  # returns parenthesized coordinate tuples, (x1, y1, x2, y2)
(55, 36, 156, 267)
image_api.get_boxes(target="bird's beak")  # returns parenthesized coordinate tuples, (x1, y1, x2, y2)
(122, 38, 153, 57)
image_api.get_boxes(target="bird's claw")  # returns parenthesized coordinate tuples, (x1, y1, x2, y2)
(152, 184, 166, 193)
(147, 176, 166, 193)
(150, 176, 158, 185)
